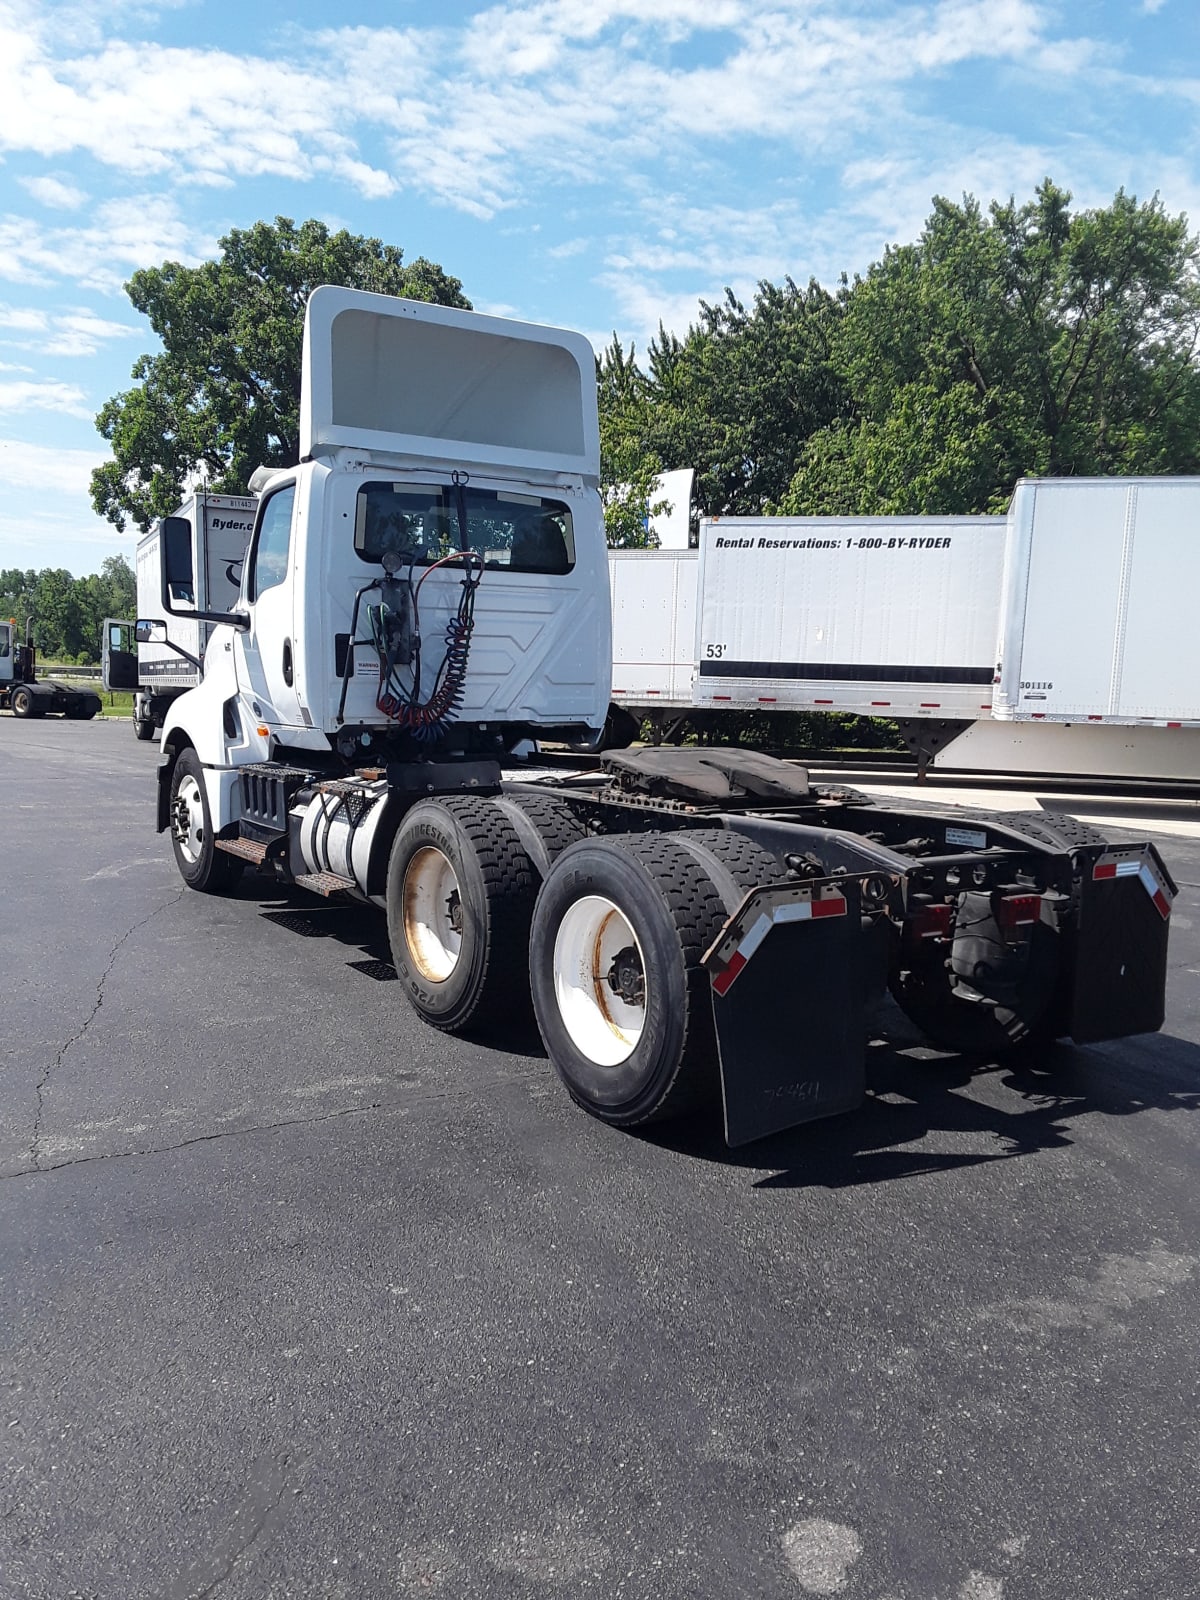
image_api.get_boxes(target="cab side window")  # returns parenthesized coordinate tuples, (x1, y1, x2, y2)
(250, 485, 295, 599)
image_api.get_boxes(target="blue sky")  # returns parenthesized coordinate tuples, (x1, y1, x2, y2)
(0, 0, 1196, 576)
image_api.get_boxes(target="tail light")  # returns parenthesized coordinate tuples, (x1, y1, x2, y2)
(996, 893, 1042, 931)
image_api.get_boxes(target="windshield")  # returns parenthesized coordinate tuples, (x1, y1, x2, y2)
(354, 481, 575, 574)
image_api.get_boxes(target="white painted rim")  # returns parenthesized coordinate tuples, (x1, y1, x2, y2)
(552, 894, 646, 1067)
(402, 846, 463, 982)
(173, 774, 205, 865)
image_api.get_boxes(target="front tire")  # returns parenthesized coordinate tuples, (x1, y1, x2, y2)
(10, 686, 37, 718)
(169, 748, 243, 894)
(529, 833, 732, 1128)
(386, 796, 537, 1032)
(133, 716, 156, 741)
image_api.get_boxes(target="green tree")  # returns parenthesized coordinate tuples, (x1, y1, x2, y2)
(640, 278, 848, 517)
(782, 182, 1200, 514)
(92, 218, 470, 532)
(597, 336, 668, 547)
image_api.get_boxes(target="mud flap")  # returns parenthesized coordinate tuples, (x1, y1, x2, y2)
(703, 878, 875, 1147)
(1068, 846, 1175, 1044)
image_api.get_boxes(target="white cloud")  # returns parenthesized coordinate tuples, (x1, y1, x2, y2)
(19, 174, 87, 210)
(0, 434, 107, 495)
(0, 379, 91, 418)
(44, 310, 140, 357)
(0, 303, 48, 331)
(0, 196, 211, 291)
(0, 0, 1107, 224)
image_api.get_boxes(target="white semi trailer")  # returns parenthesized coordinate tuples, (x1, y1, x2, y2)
(612, 481, 1200, 780)
(103, 493, 256, 738)
(152, 288, 1174, 1146)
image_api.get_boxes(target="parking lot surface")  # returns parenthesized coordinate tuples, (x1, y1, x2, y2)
(2, 718, 1199, 1599)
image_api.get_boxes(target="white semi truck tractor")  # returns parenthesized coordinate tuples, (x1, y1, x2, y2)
(153, 287, 1175, 1146)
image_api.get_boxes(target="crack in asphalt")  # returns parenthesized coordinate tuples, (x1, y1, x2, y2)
(5, 1100, 385, 1183)
(168, 1453, 296, 1600)
(29, 887, 188, 1170)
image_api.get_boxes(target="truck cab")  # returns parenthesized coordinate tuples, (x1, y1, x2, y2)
(159, 288, 609, 827)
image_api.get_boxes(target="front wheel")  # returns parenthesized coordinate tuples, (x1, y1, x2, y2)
(529, 834, 729, 1128)
(133, 716, 156, 741)
(10, 686, 37, 718)
(169, 748, 243, 894)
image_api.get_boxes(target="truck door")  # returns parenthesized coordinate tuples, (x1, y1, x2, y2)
(234, 481, 305, 730)
(0, 622, 12, 685)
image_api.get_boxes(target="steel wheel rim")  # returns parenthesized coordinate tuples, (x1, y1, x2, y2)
(172, 774, 205, 864)
(552, 895, 646, 1066)
(402, 846, 463, 982)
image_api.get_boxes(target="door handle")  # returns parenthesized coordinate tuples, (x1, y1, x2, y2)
(282, 638, 294, 687)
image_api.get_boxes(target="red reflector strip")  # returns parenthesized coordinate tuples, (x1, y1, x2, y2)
(711, 949, 746, 997)
(800, 897, 847, 921)
(1088, 715, 1103, 722)
(872, 701, 891, 707)
(711, 896, 848, 993)
(1093, 854, 1174, 920)
(712, 695, 731, 701)
(758, 697, 776, 703)
(920, 702, 940, 708)
(980, 704, 992, 711)
(1139, 863, 1173, 920)
(814, 699, 833, 705)
(1169, 722, 1182, 729)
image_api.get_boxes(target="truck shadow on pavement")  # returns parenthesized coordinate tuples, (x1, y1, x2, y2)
(254, 889, 400, 980)
(644, 1025, 1200, 1190)
(248, 884, 1200, 1192)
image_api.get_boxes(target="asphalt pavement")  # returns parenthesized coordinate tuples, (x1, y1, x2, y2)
(2, 717, 1199, 1599)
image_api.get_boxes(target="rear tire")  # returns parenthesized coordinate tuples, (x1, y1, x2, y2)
(494, 793, 587, 878)
(530, 833, 732, 1128)
(169, 748, 244, 894)
(386, 796, 537, 1032)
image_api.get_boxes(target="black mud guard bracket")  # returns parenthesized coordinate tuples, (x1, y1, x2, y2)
(1068, 844, 1175, 1044)
(703, 874, 892, 1147)
(156, 745, 176, 833)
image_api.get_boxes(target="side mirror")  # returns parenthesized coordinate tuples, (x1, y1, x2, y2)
(135, 619, 167, 644)
(158, 514, 249, 629)
(161, 516, 194, 611)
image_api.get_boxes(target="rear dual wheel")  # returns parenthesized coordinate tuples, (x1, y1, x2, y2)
(386, 794, 583, 1033)
(529, 829, 784, 1128)
(386, 805, 787, 1130)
